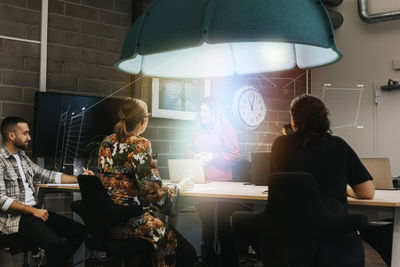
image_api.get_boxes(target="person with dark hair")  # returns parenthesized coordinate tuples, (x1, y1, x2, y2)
(185, 97, 241, 266)
(281, 123, 294, 136)
(98, 98, 196, 267)
(270, 94, 375, 266)
(0, 116, 92, 267)
(185, 97, 240, 181)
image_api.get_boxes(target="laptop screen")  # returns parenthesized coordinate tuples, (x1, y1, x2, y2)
(251, 152, 271, 185)
(168, 159, 205, 183)
(360, 158, 393, 190)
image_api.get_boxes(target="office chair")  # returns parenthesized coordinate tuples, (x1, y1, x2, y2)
(232, 172, 368, 267)
(0, 232, 36, 267)
(71, 175, 154, 266)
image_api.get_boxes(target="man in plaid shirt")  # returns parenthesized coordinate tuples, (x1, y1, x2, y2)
(0, 116, 93, 267)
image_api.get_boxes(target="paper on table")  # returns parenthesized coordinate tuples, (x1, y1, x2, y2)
(46, 183, 78, 187)
(189, 187, 216, 192)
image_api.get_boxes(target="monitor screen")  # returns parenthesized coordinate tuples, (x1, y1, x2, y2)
(33, 92, 122, 164)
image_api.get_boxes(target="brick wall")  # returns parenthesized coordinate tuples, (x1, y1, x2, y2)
(137, 69, 307, 179)
(0, 0, 133, 217)
(0, 0, 133, 129)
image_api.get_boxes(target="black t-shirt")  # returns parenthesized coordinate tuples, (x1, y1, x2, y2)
(271, 133, 373, 211)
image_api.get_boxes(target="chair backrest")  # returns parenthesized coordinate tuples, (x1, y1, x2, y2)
(266, 172, 324, 228)
(262, 172, 367, 266)
(76, 175, 143, 250)
(76, 175, 114, 249)
(263, 172, 322, 265)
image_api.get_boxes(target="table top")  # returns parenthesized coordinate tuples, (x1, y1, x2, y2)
(178, 182, 268, 200)
(176, 182, 400, 207)
(36, 182, 400, 207)
(35, 183, 80, 190)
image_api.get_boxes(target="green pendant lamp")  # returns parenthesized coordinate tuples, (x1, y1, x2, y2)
(114, 0, 342, 78)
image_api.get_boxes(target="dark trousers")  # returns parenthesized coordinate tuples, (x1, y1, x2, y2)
(361, 222, 393, 266)
(197, 201, 249, 267)
(127, 229, 197, 267)
(175, 229, 198, 267)
(312, 232, 364, 267)
(232, 210, 262, 257)
(18, 211, 84, 267)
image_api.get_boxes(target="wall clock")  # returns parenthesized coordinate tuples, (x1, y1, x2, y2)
(233, 86, 267, 130)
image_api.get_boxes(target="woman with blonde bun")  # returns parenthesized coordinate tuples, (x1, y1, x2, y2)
(98, 98, 196, 267)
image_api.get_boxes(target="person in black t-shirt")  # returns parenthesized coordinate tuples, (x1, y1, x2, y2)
(270, 94, 375, 266)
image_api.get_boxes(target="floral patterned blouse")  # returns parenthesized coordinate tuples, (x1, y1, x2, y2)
(98, 134, 179, 267)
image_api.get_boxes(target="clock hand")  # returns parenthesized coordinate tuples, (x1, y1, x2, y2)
(249, 93, 255, 111)
(247, 94, 254, 111)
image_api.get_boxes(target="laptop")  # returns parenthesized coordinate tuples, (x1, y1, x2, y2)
(251, 152, 271, 185)
(168, 159, 206, 183)
(360, 158, 394, 190)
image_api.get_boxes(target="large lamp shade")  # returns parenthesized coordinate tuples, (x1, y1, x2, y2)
(114, 0, 343, 78)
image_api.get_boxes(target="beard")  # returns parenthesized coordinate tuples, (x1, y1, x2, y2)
(14, 140, 28, 150)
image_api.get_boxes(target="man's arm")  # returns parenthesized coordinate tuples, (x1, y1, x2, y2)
(7, 201, 49, 222)
(60, 169, 94, 184)
(6, 171, 94, 221)
(61, 174, 77, 184)
(0, 163, 47, 220)
(347, 180, 375, 199)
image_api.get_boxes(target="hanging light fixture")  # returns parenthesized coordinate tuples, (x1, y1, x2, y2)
(114, 0, 343, 79)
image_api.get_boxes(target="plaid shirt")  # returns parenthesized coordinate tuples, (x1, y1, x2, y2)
(0, 146, 58, 234)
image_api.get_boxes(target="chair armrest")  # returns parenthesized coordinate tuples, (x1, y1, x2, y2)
(71, 200, 142, 226)
(339, 214, 368, 231)
(324, 214, 368, 237)
(108, 204, 143, 226)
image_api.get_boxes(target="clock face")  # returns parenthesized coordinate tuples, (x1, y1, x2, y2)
(233, 86, 267, 130)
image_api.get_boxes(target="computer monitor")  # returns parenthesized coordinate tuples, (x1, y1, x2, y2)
(33, 92, 122, 171)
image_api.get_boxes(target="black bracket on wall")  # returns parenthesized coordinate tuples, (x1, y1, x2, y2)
(381, 79, 400, 91)
(322, 0, 344, 29)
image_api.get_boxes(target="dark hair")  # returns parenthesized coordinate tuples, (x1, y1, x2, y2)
(194, 97, 228, 133)
(282, 124, 294, 135)
(290, 95, 331, 145)
(114, 98, 148, 142)
(1, 116, 28, 141)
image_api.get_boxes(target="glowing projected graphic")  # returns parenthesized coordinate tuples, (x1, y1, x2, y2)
(322, 84, 364, 129)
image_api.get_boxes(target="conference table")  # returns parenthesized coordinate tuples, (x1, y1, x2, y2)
(36, 182, 400, 267)
(176, 182, 400, 267)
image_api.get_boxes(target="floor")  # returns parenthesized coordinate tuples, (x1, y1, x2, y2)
(363, 240, 388, 267)
(236, 240, 387, 267)
(0, 239, 388, 267)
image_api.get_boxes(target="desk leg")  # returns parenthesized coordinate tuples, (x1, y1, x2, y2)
(392, 207, 400, 267)
(72, 192, 85, 267)
(36, 188, 47, 208)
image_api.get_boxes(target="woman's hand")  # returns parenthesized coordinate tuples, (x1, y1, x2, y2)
(81, 168, 94, 175)
(194, 152, 213, 163)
